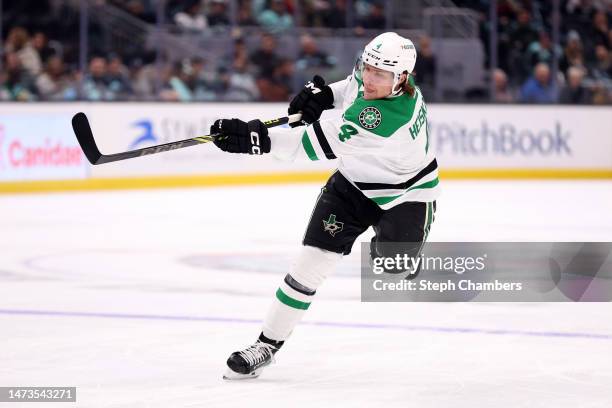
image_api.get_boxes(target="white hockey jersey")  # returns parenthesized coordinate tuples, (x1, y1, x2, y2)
(269, 73, 440, 210)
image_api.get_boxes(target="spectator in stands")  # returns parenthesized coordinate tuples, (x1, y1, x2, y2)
(5, 27, 42, 76)
(207, 0, 231, 27)
(324, 0, 348, 28)
(506, 8, 539, 82)
(174, 0, 208, 31)
(233, 38, 250, 62)
(129, 59, 157, 100)
(31, 32, 57, 65)
(251, 0, 266, 16)
(302, 0, 323, 27)
(82, 57, 116, 101)
(559, 30, 585, 74)
(160, 62, 195, 101)
(183, 57, 217, 101)
(1, 53, 36, 101)
(107, 55, 134, 99)
(256, 58, 294, 101)
(158, 65, 182, 101)
(591, 45, 612, 82)
(223, 37, 250, 68)
(493, 68, 514, 103)
(524, 31, 562, 73)
(250, 33, 280, 79)
(509, 8, 539, 53)
(35, 55, 77, 101)
(359, 2, 386, 30)
(303, 0, 346, 28)
(564, 0, 596, 37)
(258, 0, 294, 33)
(591, 83, 610, 104)
(584, 10, 609, 63)
(238, 0, 258, 26)
(412, 35, 437, 101)
(559, 66, 592, 104)
(216, 56, 260, 101)
(192, 57, 219, 85)
(296, 34, 336, 71)
(520, 63, 558, 103)
(495, 12, 514, 73)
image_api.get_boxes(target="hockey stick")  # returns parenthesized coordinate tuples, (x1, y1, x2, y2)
(71, 112, 302, 165)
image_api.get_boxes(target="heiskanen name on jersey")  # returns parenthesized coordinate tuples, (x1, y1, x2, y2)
(267, 65, 440, 210)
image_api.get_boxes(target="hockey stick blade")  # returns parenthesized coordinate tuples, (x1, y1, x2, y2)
(72, 112, 104, 165)
(72, 111, 207, 165)
(72, 112, 302, 165)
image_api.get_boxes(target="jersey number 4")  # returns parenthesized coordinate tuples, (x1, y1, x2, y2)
(338, 124, 358, 142)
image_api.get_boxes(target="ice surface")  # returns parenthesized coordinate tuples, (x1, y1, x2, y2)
(1, 180, 612, 407)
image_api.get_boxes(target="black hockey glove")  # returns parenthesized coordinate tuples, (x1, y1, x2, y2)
(211, 118, 270, 155)
(288, 75, 334, 127)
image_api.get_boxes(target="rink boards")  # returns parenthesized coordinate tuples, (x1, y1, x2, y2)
(0, 103, 611, 192)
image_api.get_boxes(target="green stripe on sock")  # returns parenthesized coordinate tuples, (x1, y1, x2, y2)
(276, 288, 311, 310)
(301, 131, 319, 161)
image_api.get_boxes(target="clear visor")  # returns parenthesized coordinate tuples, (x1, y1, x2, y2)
(355, 58, 394, 87)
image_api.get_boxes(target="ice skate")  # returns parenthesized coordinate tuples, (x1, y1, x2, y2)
(223, 334, 283, 380)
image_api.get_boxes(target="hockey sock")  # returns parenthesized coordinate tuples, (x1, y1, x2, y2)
(262, 246, 342, 342)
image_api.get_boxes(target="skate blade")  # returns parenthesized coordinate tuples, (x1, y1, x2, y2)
(223, 367, 263, 380)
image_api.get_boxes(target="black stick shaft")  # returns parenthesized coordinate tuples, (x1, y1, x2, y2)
(72, 113, 301, 165)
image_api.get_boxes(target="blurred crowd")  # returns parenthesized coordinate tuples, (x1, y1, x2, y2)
(162, 0, 387, 32)
(0, 0, 360, 102)
(461, 0, 612, 104)
(0, 22, 338, 102)
(1, 0, 611, 104)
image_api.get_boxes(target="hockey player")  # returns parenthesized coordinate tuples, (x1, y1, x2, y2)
(211, 32, 440, 379)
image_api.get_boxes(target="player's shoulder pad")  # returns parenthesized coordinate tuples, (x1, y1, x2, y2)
(343, 91, 421, 138)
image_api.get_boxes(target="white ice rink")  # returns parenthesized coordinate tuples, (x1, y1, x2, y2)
(1, 180, 612, 408)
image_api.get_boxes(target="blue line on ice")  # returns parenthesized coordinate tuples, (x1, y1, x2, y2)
(1, 308, 611, 341)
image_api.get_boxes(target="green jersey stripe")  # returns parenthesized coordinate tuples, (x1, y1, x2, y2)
(276, 288, 311, 310)
(370, 177, 440, 206)
(301, 131, 319, 161)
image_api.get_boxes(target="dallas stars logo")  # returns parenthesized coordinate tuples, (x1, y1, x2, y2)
(359, 107, 382, 130)
(322, 214, 344, 237)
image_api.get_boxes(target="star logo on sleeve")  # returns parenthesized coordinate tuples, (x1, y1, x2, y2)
(322, 214, 344, 237)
